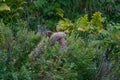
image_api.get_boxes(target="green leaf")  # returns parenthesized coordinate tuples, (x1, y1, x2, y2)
(114, 25, 120, 29)
(0, 0, 5, 2)
(56, 8, 64, 17)
(0, 3, 10, 11)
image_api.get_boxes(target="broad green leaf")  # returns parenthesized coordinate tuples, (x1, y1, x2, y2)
(0, 3, 10, 11)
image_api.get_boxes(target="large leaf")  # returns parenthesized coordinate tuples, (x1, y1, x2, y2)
(0, 3, 10, 11)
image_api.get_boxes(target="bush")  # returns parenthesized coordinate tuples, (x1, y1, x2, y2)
(27, 33, 103, 80)
(0, 25, 13, 52)
(0, 11, 120, 79)
(57, 12, 105, 34)
(0, 25, 41, 79)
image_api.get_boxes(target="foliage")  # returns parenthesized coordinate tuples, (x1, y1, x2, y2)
(29, 0, 120, 29)
(0, 22, 120, 79)
(0, 24, 13, 51)
(56, 18, 74, 32)
(13, 28, 41, 54)
(0, 0, 120, 79)
(98, 23, 120, 79)
(90, 12, 103, 28)
(26, 33, 99, 80)
(57, 12, 105, 34)
(0, 24, 40, 79)
(0, 0, 26, 24)
(28, 0, 64, 30)
(85, 0, 120, 23)
(76, 14, 89, 32)
(0, 0, 120, 31)
(0, 1, 10, 11)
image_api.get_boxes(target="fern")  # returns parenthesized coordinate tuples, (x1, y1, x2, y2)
(56, 18, 74, 31)
(90, 11, 103, 28)
(76, 14, 89, 32)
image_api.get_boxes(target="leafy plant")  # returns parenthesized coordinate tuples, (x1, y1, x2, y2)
(56, 18, 74, 31)
(90, 12, 103, 28)
(0, 24, 41, 79)
(0, 0, 26, 24)
(57, 12, 105, 34)
(76, 14, 89, 32)
(0, 0, 10, 11)
(28, 33, 99, 80)
(0, 24, 13, 52)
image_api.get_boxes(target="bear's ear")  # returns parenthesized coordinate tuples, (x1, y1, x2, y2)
(46, 31, 53, 37)
(64, 30, 69, 34)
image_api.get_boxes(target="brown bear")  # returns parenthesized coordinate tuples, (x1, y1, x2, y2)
(29, 31, 68, 59)
(47, 30, 68, 48)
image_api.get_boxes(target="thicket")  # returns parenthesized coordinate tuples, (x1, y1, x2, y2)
(0, 0, 120, 30)
(0, 0, 120, 80)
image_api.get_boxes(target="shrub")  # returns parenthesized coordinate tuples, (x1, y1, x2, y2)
(56, 12, 105, 34)
(28, 33, 102, 80)
(0, 25, 13, 52)
(0, 25, 41, 79)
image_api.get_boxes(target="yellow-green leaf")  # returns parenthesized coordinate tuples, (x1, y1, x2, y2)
(78, 27, 85, 32)
(0, 3, 10, 11)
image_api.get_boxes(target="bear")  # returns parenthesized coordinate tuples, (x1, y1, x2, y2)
(29, 30, 68, 59)
(47, 30, 68, 49)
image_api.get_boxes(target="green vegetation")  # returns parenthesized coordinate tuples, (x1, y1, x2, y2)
(0, 0, 120, 80)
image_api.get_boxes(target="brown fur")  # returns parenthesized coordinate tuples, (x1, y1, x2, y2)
(29, 39, 47, 59)
(29, 31, 68, 59)
(49, 32, 67, 47)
